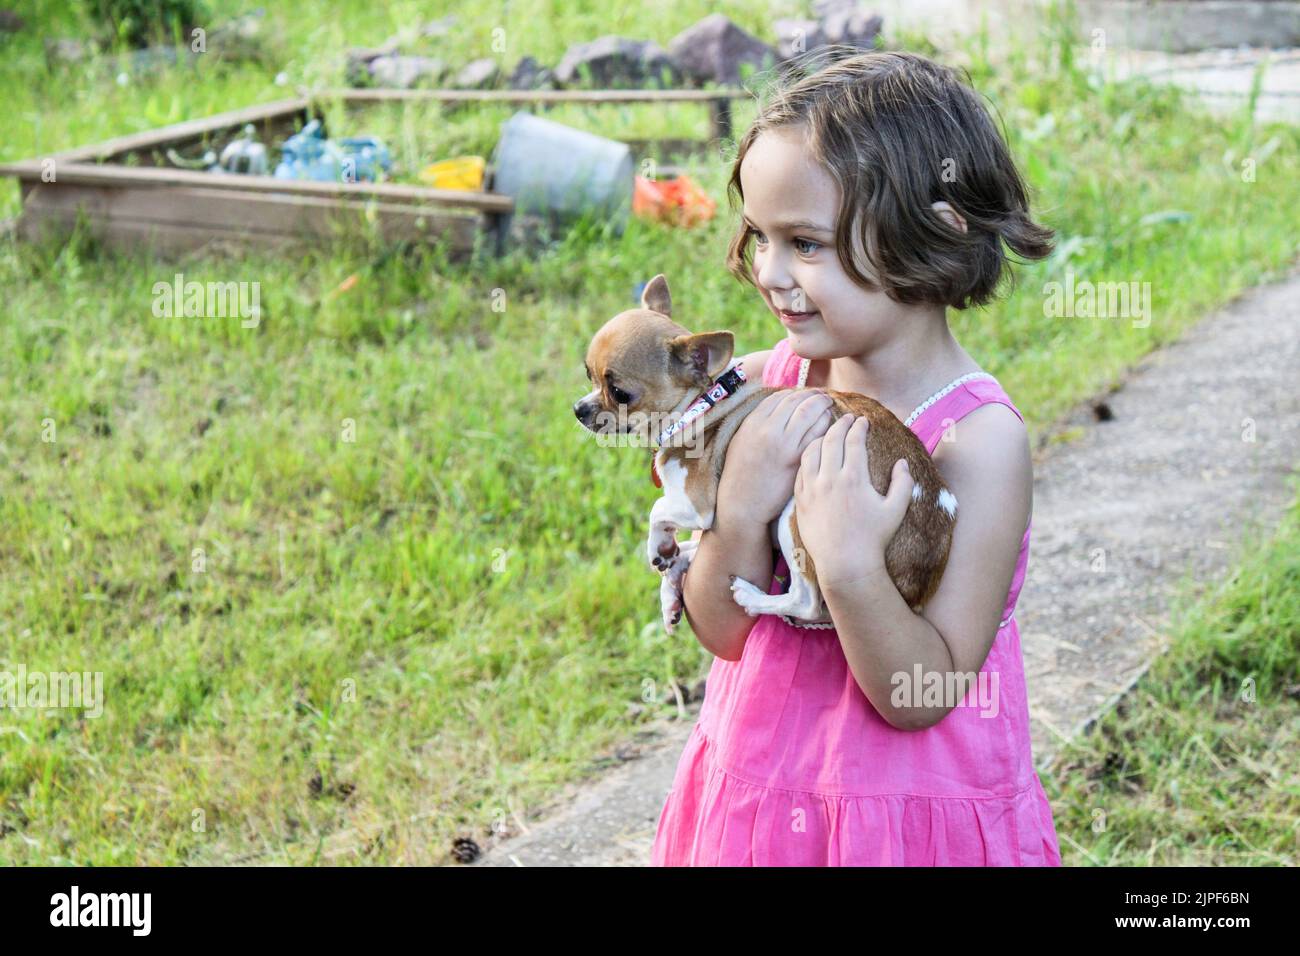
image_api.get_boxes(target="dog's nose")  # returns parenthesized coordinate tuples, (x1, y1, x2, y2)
(573, 401, 588, 421)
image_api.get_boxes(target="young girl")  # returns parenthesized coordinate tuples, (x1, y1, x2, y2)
(650, 48, 1063, 866)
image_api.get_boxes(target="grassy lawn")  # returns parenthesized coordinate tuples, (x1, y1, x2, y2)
(1045, 483, 1300, 866)
(0, 1, 1297, 863)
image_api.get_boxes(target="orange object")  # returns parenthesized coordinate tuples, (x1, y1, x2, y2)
(323, 273, 359, 302)
(633, 174, 716, 227)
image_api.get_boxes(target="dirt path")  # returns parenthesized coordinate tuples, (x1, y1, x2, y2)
(475, 271, 1300, 866)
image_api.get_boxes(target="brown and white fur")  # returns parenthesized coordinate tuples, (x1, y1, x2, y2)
(574, 273, 957, 634)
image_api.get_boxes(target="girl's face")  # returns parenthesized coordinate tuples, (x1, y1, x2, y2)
(739, 124, 916, 358)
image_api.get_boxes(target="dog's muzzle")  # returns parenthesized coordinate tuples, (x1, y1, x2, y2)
(573, 398, 598, 429)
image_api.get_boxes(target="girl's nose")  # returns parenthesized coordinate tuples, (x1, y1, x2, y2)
(754, 248, 795, 295)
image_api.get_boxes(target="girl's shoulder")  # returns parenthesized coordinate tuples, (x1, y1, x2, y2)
(928, 375, 1028, 469)
(757, 337, 800, 387)
(917, 372, 1030, 509)
(729, 344, 779, 389)
(929, 389, 1032, 539)
(932, 399, 1028, 468)
(911, 373, 1025, 449)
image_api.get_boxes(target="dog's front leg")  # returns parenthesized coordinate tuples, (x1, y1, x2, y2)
(658, 541, 693, 632)
(646, 459, 711, 572)
(657, 533, 699, 633)
(647, 489, 702, 572)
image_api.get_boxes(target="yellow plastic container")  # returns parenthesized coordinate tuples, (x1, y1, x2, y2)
(418, 155, 486, 191)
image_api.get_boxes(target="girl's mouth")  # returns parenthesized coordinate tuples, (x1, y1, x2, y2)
(779, 309, 818, 326)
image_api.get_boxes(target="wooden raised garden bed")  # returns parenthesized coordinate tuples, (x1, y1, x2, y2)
(0, 87, 745, 259)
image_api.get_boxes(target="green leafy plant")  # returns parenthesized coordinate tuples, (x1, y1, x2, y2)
(88, 0, 210, 48)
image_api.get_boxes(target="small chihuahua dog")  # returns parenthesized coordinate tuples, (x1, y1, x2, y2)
(574, 274, 957, 634)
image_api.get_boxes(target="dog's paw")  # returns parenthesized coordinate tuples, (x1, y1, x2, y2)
(660, 577, 685, 632)
(647, 524, 680, 571)
(662, 599, 683, 633)
(728, 575, 766, 617)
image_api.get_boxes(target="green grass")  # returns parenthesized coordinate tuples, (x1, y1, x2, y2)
(1045, 483, 1300, 866)
(0, 1, 1297, 863)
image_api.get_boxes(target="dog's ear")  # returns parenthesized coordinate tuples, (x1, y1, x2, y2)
(640, 274, 671, 317)
(668, 331, 734, 387)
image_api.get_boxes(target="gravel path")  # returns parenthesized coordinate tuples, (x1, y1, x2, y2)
(475, 272, 1300, 866)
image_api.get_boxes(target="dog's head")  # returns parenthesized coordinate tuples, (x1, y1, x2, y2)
(573, 274, 735, 445)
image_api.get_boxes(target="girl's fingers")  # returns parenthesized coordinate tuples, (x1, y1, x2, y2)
(761, 391, 793, 421)
(820, 414, 853, 474)
(776, 391, 824, 436)
(801, 431, 822, 475)
(785, 390, 826, 424)
(761, 390, 800, 422)
(845, 416, 870, 475)
(884, 457, 915, 517)
(795, 399, 833, 453)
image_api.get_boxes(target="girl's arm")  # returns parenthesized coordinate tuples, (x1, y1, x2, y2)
(816, 403, 1032, 730)
(681, 517, 774, 661)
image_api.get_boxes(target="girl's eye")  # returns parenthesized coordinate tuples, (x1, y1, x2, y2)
(746, 227, 819, 256)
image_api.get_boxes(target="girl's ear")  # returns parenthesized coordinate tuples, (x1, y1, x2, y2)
(931, 201, 968, 235)
(641, 274, 672, 316)
(668, 331, 734, 387)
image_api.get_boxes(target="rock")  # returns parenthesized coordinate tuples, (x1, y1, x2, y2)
(420, 15, 458, 38)
(44, 37, 91, 66)
(668, 14, 779, 86)
(773, 19, 825, 60)
(346, 44, 398, 66)
(366, 54, 447, 89)
(554, 35, 682, 89)
(122, 45, 182, 73)
(344, 43, 398, 84)
(507, 55, 556, 90)
(454, 56, 500, 89)
(774, 4, 883, 60)
(817, 1, 882, 50)
(0, 9, 24, 34)
(206, 8, 271, 62)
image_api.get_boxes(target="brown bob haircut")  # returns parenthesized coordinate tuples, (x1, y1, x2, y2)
(725, 47, 1054, 310)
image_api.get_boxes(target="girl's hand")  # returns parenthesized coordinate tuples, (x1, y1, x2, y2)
(794, 414, 914, 591)
(718, 390, 836, 528)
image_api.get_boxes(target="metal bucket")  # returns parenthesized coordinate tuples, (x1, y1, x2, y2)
(489, 111, 634, 246)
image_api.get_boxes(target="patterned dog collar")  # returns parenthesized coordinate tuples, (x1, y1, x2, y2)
(656, 363, 747, 448)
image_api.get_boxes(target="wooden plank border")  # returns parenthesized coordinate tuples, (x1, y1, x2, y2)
(0, 162, 513, 213)
(317, 86, 749, 142)
(320, 87, 747, 104)
(24, 97, 313, 166)
(19, 182, 488, 258)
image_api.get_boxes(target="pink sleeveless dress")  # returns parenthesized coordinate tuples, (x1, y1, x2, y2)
(650, 337, 1063, 866)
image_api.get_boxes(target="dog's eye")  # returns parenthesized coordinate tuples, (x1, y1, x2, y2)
(611, 385, 632, 405)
